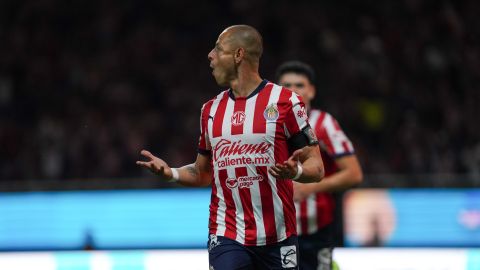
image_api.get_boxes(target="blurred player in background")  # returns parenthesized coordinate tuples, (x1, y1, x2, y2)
(137, 25, 324, 270)
(276, 61, 363, 270)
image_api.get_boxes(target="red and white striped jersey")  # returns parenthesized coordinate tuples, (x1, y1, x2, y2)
(198, 80, 310, 246)
(295, 109, 355, 235)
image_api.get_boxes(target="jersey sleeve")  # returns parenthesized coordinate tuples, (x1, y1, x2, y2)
(198, 101, 212, 156)
(317, 113, 355, 158)
(284, 92, 318, 150)
(284, 93, 308, 133)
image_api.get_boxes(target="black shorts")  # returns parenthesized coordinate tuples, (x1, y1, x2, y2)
(208, 234, 299, 270)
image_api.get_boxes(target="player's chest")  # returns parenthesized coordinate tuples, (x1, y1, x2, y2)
(207, 103, 286, 145)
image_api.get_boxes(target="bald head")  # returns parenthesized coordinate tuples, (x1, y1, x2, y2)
(221, 25, 263, 63)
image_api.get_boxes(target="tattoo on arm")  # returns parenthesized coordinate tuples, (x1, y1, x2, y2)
(186, 164, 198, 178)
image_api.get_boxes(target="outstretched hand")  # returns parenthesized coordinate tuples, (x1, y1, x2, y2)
(268, 149, 303, 180)
(136, 150, 172, 180)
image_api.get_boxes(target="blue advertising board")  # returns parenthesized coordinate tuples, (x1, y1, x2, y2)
(344, 189, 480, 247)
(1, 188, 479, 250)
(0, 189, 211, 250)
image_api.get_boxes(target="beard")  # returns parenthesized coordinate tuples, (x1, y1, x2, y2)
(214, 73, 229, 87)
(212, 65, 235, 87)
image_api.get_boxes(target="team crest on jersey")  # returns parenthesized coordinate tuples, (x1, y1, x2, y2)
(264, 103, 279, 121)
(231, 111, 246, 126)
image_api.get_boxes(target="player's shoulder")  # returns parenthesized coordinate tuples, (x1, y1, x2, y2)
(270, 83, 303, 105)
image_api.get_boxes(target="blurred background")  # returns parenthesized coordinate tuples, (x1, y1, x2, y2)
(0, 0, 479, 269)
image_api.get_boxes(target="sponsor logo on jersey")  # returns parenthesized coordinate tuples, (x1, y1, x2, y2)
(264, 103, 279, 121)
(226, 178, 238, 189)
(231, 111, 246, 126)
(216, 156, 271, 168)
(213, 139, 271, 161)
(226, 175, 264, 189)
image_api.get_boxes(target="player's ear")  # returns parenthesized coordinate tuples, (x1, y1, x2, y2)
(234, 47, 245, 64)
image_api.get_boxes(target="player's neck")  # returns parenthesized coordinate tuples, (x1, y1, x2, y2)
(230, 71, 263, 98)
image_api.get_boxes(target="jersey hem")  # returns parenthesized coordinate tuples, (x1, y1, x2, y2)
(209, 231, 297, 247)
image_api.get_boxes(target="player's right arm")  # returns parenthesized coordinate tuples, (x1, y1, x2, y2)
(136, 150, 212, 187)
(136, 100, 215, 186)
(136, 100, 215, 187)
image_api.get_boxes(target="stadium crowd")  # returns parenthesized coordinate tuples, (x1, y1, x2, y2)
(1, 0, 479, 186)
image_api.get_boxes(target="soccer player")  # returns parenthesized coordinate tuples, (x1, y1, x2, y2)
(276, 61, 363, 270)
(137, 25, 325, 270)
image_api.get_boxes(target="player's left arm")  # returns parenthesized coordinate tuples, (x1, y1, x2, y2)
(269, 92, 325, 183)
(293, 154, 363, 201)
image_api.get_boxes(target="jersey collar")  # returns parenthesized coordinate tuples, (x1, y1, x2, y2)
(228, 79, 268, 100)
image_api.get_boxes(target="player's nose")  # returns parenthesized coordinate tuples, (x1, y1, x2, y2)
(207, 49, 214, 62)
